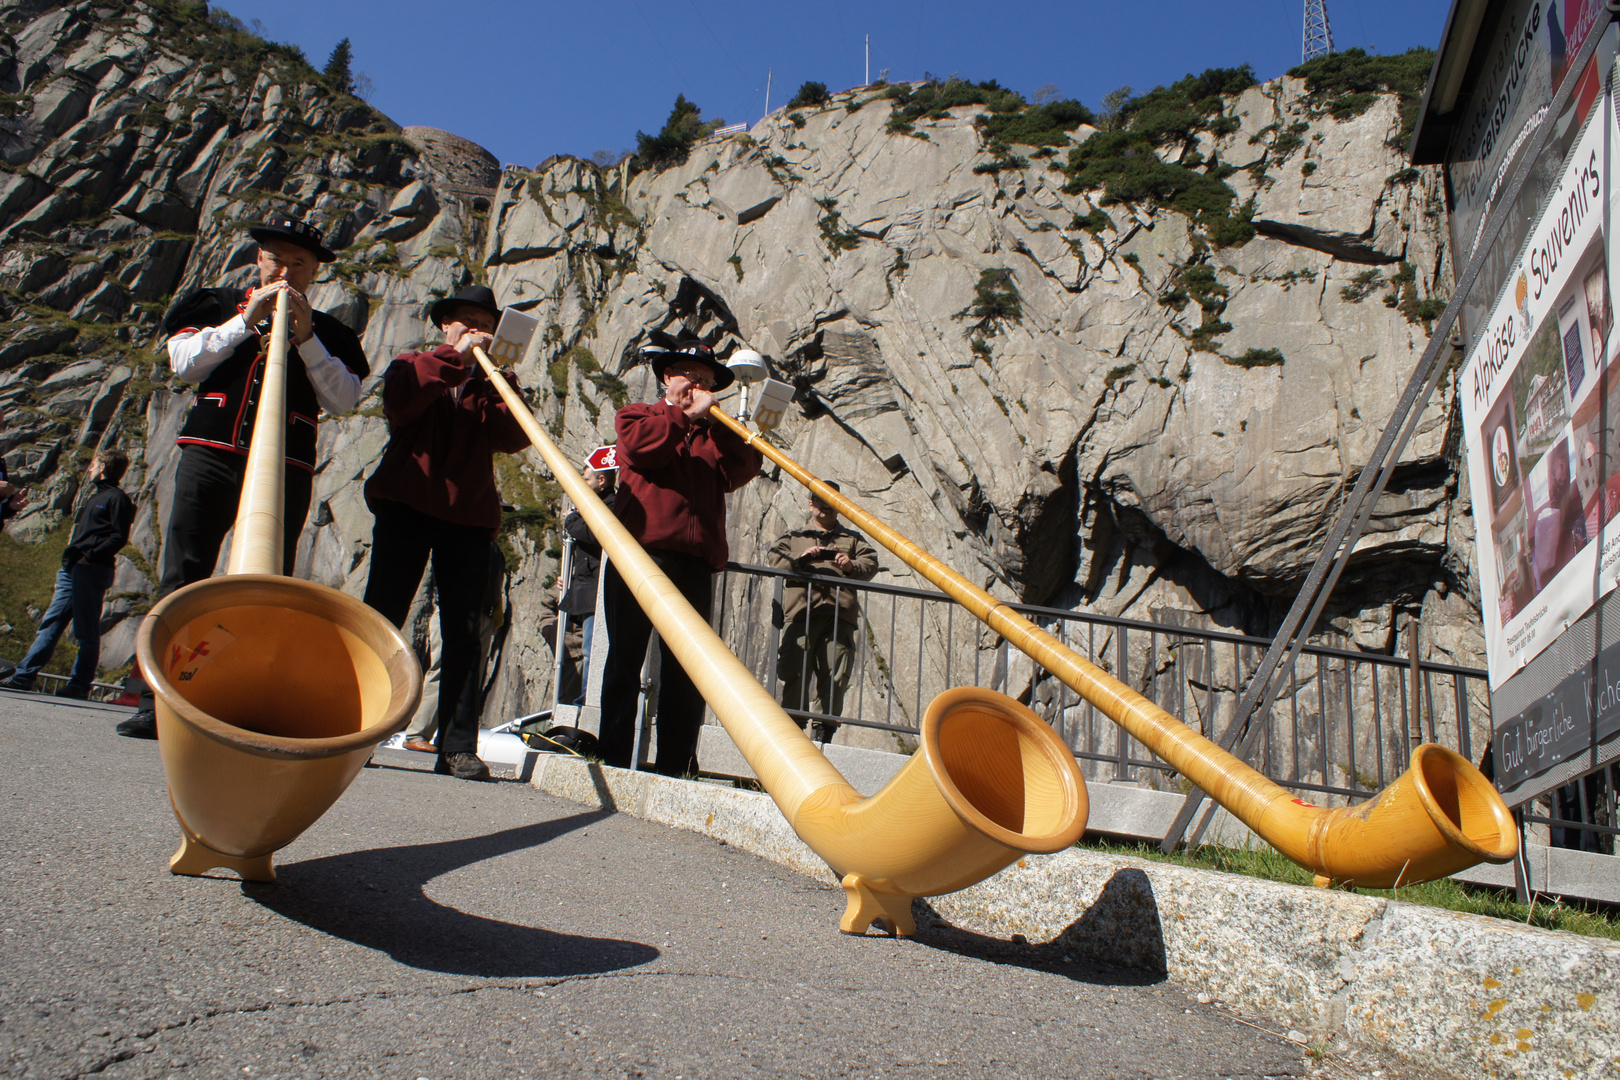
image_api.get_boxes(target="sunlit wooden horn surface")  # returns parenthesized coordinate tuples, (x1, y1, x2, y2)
(707, 406, 1516, 889)
(134, 290, 420, 882)
(470, 345, 1087, 934)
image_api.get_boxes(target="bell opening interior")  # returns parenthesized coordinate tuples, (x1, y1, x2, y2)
(1421, 749, 1513, 856)
(935, 704, 1072, 838)
(158, 604, 393, 740)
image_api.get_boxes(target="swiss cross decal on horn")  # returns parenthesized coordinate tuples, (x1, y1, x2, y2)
(489, 309, 539, 366)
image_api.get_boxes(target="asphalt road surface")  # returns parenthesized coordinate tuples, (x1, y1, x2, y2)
(0, 690, 1445, 1080)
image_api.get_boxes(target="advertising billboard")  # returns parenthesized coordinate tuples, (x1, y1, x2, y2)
(1460, 96, 1617, 692)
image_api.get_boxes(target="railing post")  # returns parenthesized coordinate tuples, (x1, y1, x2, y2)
(1407, 619, 1423, 753)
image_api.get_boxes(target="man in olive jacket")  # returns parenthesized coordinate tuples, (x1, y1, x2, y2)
(768, 482, 879, 741)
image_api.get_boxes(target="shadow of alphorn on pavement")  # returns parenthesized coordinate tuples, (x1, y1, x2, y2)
(243, 810, 659, 978)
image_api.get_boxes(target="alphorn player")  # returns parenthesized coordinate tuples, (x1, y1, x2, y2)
(118, 215, 369, 740)
(598, 330, 763, 776)
(361, 285, 530, 782)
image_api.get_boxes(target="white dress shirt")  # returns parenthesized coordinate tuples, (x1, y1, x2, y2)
(167, 313, 362, 415)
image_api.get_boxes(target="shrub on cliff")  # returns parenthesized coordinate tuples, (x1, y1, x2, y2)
(882, 77, 1024, 134)
(1116, 65, 1255, 142)
(787, 81, 831, 108)
(1061, 65, 1263, 248)
(635, 94, 711, 171)
(978, 98, 1096, 146)
(1288, 47, 1436, 146)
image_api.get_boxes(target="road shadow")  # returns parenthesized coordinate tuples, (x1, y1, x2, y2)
(245, 811, 659, 978)
(912, 867, 1167, 986)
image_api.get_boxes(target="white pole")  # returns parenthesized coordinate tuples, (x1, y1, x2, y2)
(865, 34, 869, 86)
(764, 67, 772, 120)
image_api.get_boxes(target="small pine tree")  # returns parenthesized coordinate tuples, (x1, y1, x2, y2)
(787, 81, 830, 108)
(323, 38, 354, 95)
(635, 94, 706, 171)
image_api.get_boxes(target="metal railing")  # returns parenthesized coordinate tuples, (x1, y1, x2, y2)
(711, 560, 1491, 812)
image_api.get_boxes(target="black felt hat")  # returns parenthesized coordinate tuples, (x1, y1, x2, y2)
(428, 285, 503, 327)
(248, 214, 336, 262)
(640, 329, 735, 391)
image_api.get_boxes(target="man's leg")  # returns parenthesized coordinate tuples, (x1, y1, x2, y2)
(65, 563, 115, 696)
(7, 568, 75, 687)
(429, 517, 496, 772)
(362, 501, 433, 628)
(598, 562, 653, 769)
(652, 553, 712, 777)
(157, 447, 243, 598)
(282, 464, 314, 576)
(777, 622, 810, 714)
(824, 616, 858, 721)
(404, 603, 442, 745)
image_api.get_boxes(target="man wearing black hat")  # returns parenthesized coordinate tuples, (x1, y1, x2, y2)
(597, 330, 763, 775)
(360, 285, 530, 781)
(117, 215, 370, 740)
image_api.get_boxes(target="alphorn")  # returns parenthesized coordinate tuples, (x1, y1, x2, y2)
(470, 344, 1088, 935)
(708, 406, 1518, 889)
(135, 289, 421, 882)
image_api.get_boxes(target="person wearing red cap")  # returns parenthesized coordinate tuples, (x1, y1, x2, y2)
(118, 215, 369, 739)
(597, 330, 762, 776)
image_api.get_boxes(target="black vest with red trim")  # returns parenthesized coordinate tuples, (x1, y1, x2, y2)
(163, 287, 370, 472)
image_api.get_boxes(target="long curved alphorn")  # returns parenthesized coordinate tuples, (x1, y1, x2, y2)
(470, 344, 1088, 935)
(135, 289, 421, 882)
(707, 406, 1517, 889)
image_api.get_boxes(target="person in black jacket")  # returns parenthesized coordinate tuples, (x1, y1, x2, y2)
(117, 215, 370, 739)
(2, 449, 135, 698)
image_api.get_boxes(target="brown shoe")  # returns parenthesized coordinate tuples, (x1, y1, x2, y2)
(403, 737, 437, 753)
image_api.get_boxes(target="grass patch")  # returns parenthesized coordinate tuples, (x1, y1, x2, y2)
(1080, 837, 1620, 942)
(1228, 347, 1285, 368)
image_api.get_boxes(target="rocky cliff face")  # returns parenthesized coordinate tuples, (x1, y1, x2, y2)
(0, 1, 1471, 751)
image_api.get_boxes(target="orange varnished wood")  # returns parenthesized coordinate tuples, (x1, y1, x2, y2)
(135, 301, 421, 881)
(227, 290, 289, 576)
(709, 407, 1518, 888)
(471, 348, 1088, 932)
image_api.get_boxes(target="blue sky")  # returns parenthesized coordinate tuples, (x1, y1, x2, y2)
(227, 1, 1451, 167)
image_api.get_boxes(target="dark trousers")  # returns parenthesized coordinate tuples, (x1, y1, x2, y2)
(158, 444, 312, 599)
(598, 552, 712, 776)
(15, 563, 115, 691)
(363, 500, 492, 757)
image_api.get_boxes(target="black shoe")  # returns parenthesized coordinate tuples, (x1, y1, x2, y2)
(58, 685, 90, 700)
(0, 674, 35, 692)
(435, 752, 492, 781)
(116, 710, 158, 739)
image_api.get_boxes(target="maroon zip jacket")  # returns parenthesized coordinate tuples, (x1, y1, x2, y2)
(613, 399, 762, 570)
(363, 345, 531, 532)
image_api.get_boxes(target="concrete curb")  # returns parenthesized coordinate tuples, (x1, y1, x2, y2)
(527, 755, 1620, 1080)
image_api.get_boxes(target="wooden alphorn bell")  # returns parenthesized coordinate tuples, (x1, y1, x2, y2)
(708, 405, 1518, 889)
(470, 341, 1088, 936)
(135, 289, 421, 882)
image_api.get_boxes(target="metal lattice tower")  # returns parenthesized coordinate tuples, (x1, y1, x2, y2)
(1304, 0, 1334, 62)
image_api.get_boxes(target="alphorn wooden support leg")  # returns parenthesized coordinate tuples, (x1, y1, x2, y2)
(168, 798, 275, 882)
(839, 873, 917, 937)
